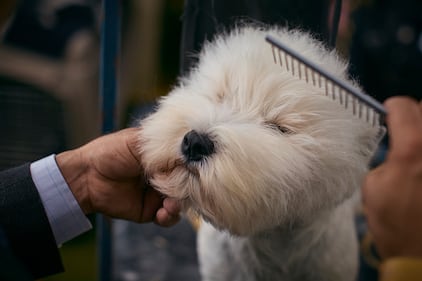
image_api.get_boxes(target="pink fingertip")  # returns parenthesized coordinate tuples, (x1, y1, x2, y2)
(163, 198, 181, 215)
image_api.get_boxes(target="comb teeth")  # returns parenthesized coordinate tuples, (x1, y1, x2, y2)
(266, 35, 387, 127)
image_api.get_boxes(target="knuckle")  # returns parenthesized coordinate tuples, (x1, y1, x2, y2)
(395, 136, 422, 160)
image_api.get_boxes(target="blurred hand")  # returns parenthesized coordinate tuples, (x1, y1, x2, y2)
(362, 96, 422, 259)
(56, 128, 180, 227)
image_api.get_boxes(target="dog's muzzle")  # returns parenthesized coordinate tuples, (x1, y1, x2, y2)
(182, 130, 215, 162)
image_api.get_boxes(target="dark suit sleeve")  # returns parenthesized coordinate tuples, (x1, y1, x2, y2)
(0, 163, 64, 279)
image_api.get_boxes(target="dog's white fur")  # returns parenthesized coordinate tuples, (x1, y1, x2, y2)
(139, 25, 382, 281)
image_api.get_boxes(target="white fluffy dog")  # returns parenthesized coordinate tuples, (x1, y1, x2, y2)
(139, 25, 382, 281)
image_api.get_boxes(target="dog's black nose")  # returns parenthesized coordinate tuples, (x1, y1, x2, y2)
(182, 130, 214, 161)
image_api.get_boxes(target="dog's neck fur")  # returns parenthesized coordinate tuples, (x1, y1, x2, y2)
(198, 197, 359, 281)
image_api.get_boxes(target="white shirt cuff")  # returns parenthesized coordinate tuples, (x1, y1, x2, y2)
(30, 154, 92, 245)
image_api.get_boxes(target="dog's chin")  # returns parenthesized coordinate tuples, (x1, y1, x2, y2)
(148, 165, 268, 236)
(147, 163, 194, 199)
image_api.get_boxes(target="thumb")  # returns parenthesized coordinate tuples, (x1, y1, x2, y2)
(139, 187, 163, 223)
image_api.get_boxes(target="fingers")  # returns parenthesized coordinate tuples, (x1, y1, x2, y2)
(155, 207, 181, 227)
(154, 198, 181, 227)
(384, 97, 422, 152)
(121, 127, 143, 162)
(139, 187, 163, 222)
(163, 197, 181, 215)
(140, 187, 181, 226)
(361, 164, 392, 219)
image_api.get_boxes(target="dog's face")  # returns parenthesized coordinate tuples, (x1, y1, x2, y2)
(139, 27, 381, 236)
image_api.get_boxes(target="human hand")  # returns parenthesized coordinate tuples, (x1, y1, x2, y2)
(362, 96, 422, 259)
(56, 128, 181, 227)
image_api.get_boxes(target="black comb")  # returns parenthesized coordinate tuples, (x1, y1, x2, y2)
(266, 35, 387, 127)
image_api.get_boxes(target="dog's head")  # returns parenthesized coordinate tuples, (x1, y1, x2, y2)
(139, 26, 381, 236)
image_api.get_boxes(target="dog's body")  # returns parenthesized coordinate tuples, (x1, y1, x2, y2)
(139, 25, 381, 281)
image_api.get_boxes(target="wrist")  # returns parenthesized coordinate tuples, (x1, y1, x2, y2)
(56, 149, 93, 214)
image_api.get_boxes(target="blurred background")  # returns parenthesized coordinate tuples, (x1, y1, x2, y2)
(0, 1, 189, 281)
(0, 0, 420, 280)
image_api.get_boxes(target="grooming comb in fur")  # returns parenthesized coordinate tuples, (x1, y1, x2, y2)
(266, 35, 387, 127)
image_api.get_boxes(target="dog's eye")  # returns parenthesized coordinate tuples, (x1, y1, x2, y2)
(277, 125, 292, 134)
(266, 122, 293, 134)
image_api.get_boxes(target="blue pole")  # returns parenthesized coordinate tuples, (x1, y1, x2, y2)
(98, 0, 121, 280)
